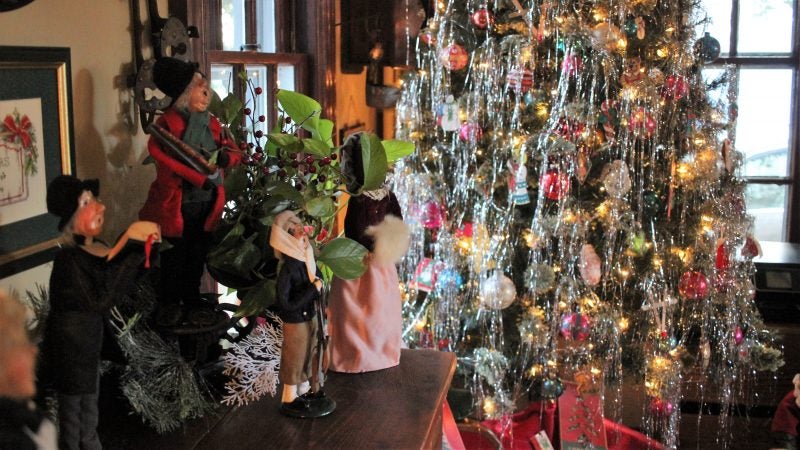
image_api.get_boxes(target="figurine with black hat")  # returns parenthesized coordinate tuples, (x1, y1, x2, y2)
(39, 174, 160, 449)
(138, 57, 242, 328)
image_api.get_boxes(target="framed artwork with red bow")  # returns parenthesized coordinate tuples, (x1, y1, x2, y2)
(0, 46, 74, 277)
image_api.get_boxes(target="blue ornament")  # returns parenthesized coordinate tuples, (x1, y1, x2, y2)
(694, 32, 721, 63)
(436, 268, 464, 290)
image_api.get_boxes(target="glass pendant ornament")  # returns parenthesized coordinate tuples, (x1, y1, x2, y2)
(694, 32, 721, 63)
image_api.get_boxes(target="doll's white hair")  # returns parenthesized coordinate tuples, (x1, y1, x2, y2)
(173, 72, 206, 111)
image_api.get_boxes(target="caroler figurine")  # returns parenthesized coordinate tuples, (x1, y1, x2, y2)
(327, 133, 410, 373)
(138, 57, 242, 326)
(270, 210, 335, 418)
(40, 175, 159, 450)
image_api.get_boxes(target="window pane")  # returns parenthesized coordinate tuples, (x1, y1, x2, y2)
(736, 69, 791, 177)
(738, 0, 794, 54)
(245, 65, 270, 137)
(745, 184, 787, 241)
(258, 0, 276, 53)
(222, 0, 247, 51)
(697, 0, 731, 55)
(210, 64, 236, 99)
(277, 64, 295, 91)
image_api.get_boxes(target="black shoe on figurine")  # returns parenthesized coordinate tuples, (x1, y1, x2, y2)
(280, 390, 336, 418)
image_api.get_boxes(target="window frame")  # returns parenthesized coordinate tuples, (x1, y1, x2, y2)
(181, 0, 335, 121)
(706, 0, 800, 243)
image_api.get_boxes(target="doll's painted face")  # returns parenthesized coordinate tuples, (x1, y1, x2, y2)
(287, 216, 306, 239)
(188, 77, 211, 113)
(72, 190, 105, 238)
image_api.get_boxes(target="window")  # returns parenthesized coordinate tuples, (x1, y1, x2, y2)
(184, 0, 336, 125)
(699, 0, 799, 242)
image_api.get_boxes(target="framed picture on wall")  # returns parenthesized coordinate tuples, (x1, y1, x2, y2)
(0, 46, 74, 278)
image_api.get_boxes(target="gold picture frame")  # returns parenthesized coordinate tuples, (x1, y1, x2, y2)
(0, 46, 74, 277)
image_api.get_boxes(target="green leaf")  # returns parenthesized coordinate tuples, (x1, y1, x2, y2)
(210, 223, 245, 254)
(268, 133, 301, 147)
(317, 261, 334, 284)
(277, 89, 320, 135)
(237, 278, 277, 317)
(382, 139, 415, 162)
(305, 196, 335, 218)
(265, 119, 284, 156)
(318, 237, 368, 280)
(207, 234, 261, 279)
(223, 165, 250, 199)
(222, 93, 244, 125)
(302, 138, 332, 157)
(318, 119, 335, 146)
(266, 180, 305, 206)
(358, 132, 388, 192)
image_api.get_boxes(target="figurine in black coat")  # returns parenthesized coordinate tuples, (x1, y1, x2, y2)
(269, 210, 326, 415)
(40, 175, 160, 450)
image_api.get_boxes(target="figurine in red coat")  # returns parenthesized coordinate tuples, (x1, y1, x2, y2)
(138, 57, 242, 321)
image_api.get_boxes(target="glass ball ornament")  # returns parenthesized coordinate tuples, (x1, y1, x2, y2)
(694, 32, 721, 63)
(420, 200, 444, 229)
(540, 169, 571, 200)
(678, 270, 709, 300)
(438, 43, 469, 71)
(530, 376, 565, 400)
(470, 7, 493, 29)
(458, 122, 483, 143)
(436, 268, 464, 291)
(479, 270, 517, 309)
(662, 74, 689, 101)
(560, 312, 591, 341)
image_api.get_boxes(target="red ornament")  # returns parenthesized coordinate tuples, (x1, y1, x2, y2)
(455, 222, 473, 239)
(540, 169, 571, 201)
(560, 312, 591, 341)
(555, 117, 586, 141)
(734, 326, 744, 345)
(678, 271, 709, 300)
(470, 8, 493, 29)
(458, 122, 483, 143)
(438, 43, 469, 71)
(507, 68, 534, 93)
(662, 74, 689, 101)
(629, 107, 656, 137)
(715, 242, 730, 270)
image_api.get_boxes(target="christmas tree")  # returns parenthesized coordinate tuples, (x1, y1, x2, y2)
(393, 0, 783, 446)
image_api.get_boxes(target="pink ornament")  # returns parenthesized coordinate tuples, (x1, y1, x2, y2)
(662, 74, 689, 101)
(470, 8, 493, 29)
(678, 270, 709, 300)
(420, 200, 444, 229)
(459, 122, 483, 143)
(734, 326, 744, 345)
(561, 53, 583, 77)
(649, 398, 674, 417)
(579, 244, 602, 286)
(439, 43, 469, 71)
(507, 68, 534, 93)
(560, 312, 591, 341)
(540, 169, 571, 201)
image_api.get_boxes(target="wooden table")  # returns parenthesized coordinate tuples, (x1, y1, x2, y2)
(197, 348, 456, 449)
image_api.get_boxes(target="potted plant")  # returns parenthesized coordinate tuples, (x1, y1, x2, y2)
(207, 76, 413, 318)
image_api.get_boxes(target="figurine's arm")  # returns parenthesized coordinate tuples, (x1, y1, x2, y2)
(148, 120, 208, 188)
